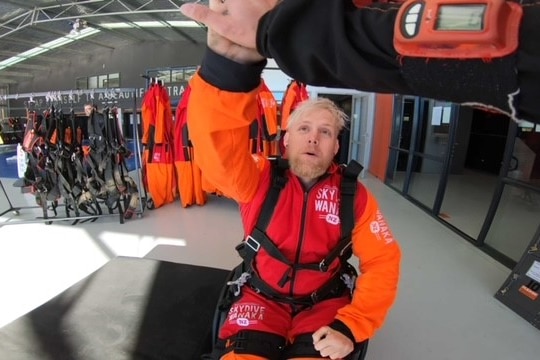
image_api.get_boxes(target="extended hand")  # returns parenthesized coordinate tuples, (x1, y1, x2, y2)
(312, 326, 354, 360)
(180, 0, 278, 55)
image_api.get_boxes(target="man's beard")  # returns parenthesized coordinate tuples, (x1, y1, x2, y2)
(289, 156, 329, 180)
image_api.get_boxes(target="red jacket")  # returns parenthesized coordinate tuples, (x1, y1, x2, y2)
(188, 71, 401, 342)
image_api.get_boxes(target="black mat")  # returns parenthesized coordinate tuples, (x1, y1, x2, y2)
(0, 257, 230, 360)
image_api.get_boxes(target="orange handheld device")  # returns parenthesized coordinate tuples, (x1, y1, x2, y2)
(394, 0, 522, 58)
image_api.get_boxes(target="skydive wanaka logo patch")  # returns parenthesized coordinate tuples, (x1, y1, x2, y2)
(228, 303, 266, 327)
(315, 185, 340, 225)
(370, 210, 394, 244)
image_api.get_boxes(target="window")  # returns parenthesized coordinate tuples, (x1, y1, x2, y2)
(76, 73, 121, 89)
(108, 73, 120, 87)
(88, 76, 98, 88)
(171, 70, 184, 82)
(76, 77, 88, 90)
(98, 75, 108, 88)
(147, 70, 171, 84)
(147, 66, 197, 85)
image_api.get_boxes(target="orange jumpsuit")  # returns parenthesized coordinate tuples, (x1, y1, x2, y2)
(187, 49, 400, 355)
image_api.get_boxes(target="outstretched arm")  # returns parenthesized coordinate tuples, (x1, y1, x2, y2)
(185, 1, 269, 203)
(182, 0, 540, 124)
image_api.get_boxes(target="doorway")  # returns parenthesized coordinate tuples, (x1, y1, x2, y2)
(316, 92, 373, 174)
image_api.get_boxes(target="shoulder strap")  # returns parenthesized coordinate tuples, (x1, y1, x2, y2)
(340, 160, 363, 236)
(255, 157, 289, 230)
(236, 157, 291, 280)
(318, 160, 363, 271)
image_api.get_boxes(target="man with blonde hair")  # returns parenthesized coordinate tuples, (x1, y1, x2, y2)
(187, 3, 401, 358)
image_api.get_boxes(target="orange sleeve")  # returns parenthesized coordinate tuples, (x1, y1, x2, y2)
(335, 184, 401, 342)
(187, 72, 266, 203)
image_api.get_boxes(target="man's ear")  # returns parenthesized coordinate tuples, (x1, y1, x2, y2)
(283, 132, 289, 148)
(334, 140, 339, 155)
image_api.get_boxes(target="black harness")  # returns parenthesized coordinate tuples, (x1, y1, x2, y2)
(234, 158, 363, 309)
(207, 158, 365, 360)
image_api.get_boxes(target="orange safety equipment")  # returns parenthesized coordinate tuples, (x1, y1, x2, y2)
(280, 80, 309, 132)
(173, 86, 208, 207)
(249, 80, 279, 157)
(141, 80, 176, 208)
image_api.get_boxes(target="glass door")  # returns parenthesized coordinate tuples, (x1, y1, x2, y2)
(386, 96, 456, 211)
(348, 94, 373, 176)
(386, 95, 420, 194)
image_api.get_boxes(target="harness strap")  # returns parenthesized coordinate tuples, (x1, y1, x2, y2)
(236, 159, 363, 307)
(216, 330, 286, 359)
(239, 228, 336, 273)
(245, 158, 320, 274)
(318, 160, 363, 271)
(248, 262, 357, 308)
(256, 157, 288, 230)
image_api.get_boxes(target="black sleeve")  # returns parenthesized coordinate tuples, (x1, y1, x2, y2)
(199, 47, 267, 92)
(329, 319, 356, 344)
(257, 0, 411, 94)
(257, 0, 540, 124)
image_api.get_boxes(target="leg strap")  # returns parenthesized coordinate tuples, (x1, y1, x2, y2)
(284, 333, 322, 358)
(218, 330, 286, 359)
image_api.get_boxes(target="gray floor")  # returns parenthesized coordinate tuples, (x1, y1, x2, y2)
(1, 175, 539, 360)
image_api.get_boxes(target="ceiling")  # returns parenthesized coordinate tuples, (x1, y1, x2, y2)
(0, 0, 208, 87)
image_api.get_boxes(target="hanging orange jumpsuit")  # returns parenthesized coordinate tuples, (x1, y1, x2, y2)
(173, 86, 208, 207)
(141, 83, 176, 208)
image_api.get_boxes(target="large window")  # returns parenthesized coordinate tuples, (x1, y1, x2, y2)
(386, 95, 540, 267)
(147, 67, 197, 85)
(484, 184, 540, 262)
(76, 73, 120, 89)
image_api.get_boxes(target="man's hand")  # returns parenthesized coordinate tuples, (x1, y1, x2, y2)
(313, 326, 355, 360)
(180, 0, 278, 56)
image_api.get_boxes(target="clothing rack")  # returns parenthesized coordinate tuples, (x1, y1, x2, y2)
(0, 88, 146, 226)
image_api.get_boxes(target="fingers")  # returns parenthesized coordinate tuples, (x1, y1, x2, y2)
(312, 326, 355, 360)
(180, 3, 218, 25)
(312, 326, 330, 343)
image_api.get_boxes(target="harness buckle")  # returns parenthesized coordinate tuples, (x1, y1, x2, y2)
(341, 272, 356, 294)
(318, 260, 328, 272)
(245, 235, 261, 252)
(227, 272, 251, 296)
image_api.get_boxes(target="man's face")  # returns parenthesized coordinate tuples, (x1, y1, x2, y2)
(84, 105, 93, 117)
(283, 108, 339, 181)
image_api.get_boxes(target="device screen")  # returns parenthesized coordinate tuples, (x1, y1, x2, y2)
(435, 4, 486, 31)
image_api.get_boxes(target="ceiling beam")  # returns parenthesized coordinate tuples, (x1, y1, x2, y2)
(29, 24, 115, 51)
(0, 78, 19, 85)
(0, 36, 94, 56)
(6, 63, 49, 71)
(0, 53, 72, 65)
(0, 0, 197, 40)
